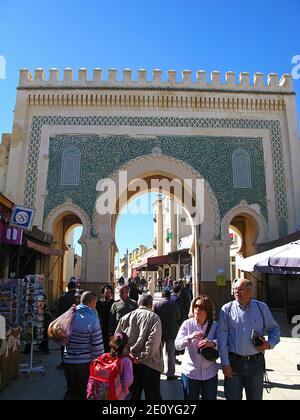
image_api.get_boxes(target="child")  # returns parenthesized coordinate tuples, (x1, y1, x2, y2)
(109, 332, 133, 400)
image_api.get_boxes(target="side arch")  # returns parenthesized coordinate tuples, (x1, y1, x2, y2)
(221, 200, 268, 244)
(43, 198, 91, 241)
(43, 199, 92, 301)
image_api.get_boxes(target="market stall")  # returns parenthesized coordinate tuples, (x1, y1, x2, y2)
(240, 240, 300, 323)
(0, 275, 47, 390)
(0, 278, 22, 390)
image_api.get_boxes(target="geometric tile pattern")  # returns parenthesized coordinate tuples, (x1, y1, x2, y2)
(232, 149, 252, 189)
(24, 116, 287, 224)
(45, 134, 266, 238)
(60, 146, 81, 186)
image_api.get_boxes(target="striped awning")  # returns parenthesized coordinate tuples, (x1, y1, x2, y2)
(27, 240, 64, 256)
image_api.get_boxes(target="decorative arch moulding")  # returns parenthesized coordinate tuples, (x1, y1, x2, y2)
(221, 200, 269, 244)
(43, 198, 92, 240)
(92, 153, 221, 241)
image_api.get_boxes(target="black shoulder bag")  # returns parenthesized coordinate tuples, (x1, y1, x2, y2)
(197, 321, 219, 362)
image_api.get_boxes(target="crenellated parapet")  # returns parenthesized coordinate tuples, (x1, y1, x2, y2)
(19, 68, 294, 92)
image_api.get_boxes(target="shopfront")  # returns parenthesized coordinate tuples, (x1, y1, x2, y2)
(256, 231, 300, 324)
(0, 194, 63, 390)
(0, 193, 15, 278)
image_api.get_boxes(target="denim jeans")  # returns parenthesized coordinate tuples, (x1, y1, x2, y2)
(181, 374, 218, 400)
(225, 354, 265, 401)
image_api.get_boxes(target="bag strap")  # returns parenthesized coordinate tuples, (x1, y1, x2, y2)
(256, 302, 266, 333)
(226, 301, 234, 327)
(203, 320, 214, 340)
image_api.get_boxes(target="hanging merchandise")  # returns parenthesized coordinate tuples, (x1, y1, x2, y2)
(20, 275, 46, 376)
(0, 279, 22, 390)
(21, 275, 46, 343)
(0, 313, 5, 340)
(0, 278, 22, 328)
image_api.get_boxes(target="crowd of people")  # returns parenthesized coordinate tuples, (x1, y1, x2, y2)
(52, 277, 280, 401)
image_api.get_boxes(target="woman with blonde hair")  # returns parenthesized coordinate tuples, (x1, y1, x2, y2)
(175, 295, 219, 400)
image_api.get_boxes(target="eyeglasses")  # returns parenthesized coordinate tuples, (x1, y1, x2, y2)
(233, 288, 249, 293)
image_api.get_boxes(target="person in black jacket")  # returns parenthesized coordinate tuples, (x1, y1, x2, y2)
(178, 280, 192, 322)
(129, 280, 142, 302)
(96, 285, 115, 352)
(171, 283, 191, 326)
(57, 281, 78, 315)
(56, 281, 78, 370)
(154, 289, 181, 380)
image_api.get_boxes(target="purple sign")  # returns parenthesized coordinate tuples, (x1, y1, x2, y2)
(2, 225, 23, 245)
(0, 221, 4, 243)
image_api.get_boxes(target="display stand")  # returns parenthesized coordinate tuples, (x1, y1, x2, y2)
(20, 275, 46, 377)
(0, 279, 22, 327)
(20, 327, 45, 377)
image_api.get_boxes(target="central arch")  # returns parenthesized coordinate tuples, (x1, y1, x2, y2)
(93, 153, 221, 298)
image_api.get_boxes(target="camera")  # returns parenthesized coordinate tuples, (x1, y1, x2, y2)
(251, 330, 264, 347)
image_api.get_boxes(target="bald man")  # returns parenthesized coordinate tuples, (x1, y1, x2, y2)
(218, 279, 280, 401)
(109, 285, 138, 336)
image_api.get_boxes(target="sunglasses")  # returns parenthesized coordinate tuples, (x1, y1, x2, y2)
(194, 304, 206, 310)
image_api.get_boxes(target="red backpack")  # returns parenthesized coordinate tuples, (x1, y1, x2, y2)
(87, 354, 123, 400)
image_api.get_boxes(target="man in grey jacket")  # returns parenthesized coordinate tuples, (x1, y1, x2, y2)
(116, 293, 164, 400)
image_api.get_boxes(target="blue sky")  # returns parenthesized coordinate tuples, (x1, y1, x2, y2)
(0, 0, 299, 137)
(0, 0, 299, 262)
(115, 193, 157, 263)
